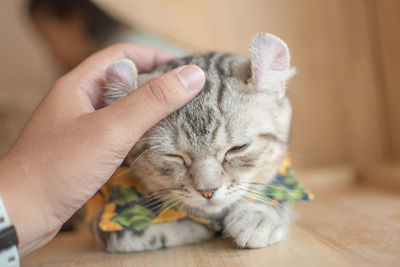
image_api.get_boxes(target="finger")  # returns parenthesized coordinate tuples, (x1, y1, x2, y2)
(101, 64, 205, 140)
(56, 43, 175, 112)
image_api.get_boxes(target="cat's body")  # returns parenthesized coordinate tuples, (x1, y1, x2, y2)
(93, 33, 296, 252)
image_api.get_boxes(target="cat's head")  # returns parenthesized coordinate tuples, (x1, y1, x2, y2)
(103, 33, 295, 217)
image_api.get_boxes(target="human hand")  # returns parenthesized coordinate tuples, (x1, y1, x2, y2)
(0, 44, 205, 256)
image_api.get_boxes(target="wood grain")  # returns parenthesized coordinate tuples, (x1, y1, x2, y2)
(22, 185, 400, 266)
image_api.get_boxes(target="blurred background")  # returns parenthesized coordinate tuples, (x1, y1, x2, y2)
(0, 0, 399, 174)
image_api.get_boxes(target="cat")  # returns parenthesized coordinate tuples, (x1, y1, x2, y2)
(92, 33, 297, 252)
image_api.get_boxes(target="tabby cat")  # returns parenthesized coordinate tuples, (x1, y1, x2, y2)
(92, 33, 298, 252)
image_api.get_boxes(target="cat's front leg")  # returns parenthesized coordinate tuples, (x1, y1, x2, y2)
(223, 201, 292, 248)
(93, 218, 215, 253)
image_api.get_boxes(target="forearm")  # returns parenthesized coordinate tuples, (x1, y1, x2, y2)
(0, 154, 60, 256)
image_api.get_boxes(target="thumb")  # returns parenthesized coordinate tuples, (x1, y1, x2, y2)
(104, 64, 205, 138)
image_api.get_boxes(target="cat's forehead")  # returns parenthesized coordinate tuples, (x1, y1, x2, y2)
(163, 52, 248, 77)
(152, 52, 281, 149)
(164, 55, 243, 142)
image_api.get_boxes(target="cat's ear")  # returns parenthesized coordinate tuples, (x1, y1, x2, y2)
(250, 33, 295, 98)
(103, 58, 138, 106)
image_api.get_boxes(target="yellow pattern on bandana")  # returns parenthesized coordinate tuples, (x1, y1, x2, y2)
(86, 157, 312, 232)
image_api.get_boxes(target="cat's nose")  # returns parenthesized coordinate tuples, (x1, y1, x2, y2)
(197, 189, 216, 199)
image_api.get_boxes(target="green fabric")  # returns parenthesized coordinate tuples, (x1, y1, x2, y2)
(98, 157, 312, 232)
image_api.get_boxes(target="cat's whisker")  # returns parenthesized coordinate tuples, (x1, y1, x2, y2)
(156, 199, 182, 218)
(163, 198, 181, 209)
(241, 182, 307, 193)
(171, 200, 185, 220)
(245, 185, 307, 203)
(141, 187, 180, 200)
(129, 145, 162, 168)
(138, 196, 162, 206)
(140, 193, 168, 204)
(255, 198, 294, 215)
(106, 145, 164, 182)
(147, 195, 179, 210)
(152, 193, 179, 204)
(149, 197, 180, 212)
(140, 187, 183, 205)
(144, 201, 166, 212)
(238, 188, 294, 215)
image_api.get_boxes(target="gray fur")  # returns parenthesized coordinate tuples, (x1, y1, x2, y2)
(96, 33, 295, 252)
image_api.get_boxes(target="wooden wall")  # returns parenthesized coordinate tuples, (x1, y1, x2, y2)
(0, 0, 55, 155)
(374, 0, 400, 161)
(0, 0, 398, 170)
(96, 0, 397, 168)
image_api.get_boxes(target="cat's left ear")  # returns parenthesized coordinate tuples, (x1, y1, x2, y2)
(250, 33, 295, 98)
(103, 58, 138, 106)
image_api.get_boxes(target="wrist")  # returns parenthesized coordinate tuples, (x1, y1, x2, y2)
(0, 153, 61, 256)
(0, 197, 19, 266)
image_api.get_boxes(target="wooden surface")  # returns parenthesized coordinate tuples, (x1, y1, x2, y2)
(22, 169, 400, 266)
(363, 162, 400, 192)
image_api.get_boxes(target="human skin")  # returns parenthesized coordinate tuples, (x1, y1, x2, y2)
(0, 43, 205, 256)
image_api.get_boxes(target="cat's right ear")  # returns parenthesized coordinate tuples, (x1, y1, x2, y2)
(103, 58, 138, 106)
(250, 33, 295, 98)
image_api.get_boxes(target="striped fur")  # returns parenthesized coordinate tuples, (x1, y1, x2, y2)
(97, 33, 295, 252)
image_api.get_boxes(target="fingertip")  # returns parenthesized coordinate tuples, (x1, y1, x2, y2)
(176, 64, 206, 95)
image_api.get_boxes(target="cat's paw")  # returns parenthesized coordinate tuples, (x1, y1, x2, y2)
(97, 220, 215, 253)
(223, 202, 289, 248)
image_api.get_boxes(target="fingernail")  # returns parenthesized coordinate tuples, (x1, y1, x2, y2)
(177, 65, 205, 93)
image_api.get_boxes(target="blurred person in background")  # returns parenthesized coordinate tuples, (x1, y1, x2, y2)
(27, 0, 187, 71)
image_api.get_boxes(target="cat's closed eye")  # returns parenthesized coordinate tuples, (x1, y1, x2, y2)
(226, 144, 250, 155)
(164, 154, 188, 167)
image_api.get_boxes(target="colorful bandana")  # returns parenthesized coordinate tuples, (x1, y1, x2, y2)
(87, 157, 313, 232)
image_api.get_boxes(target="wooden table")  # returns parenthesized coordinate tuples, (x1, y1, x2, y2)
(22, 168, 400, 266)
